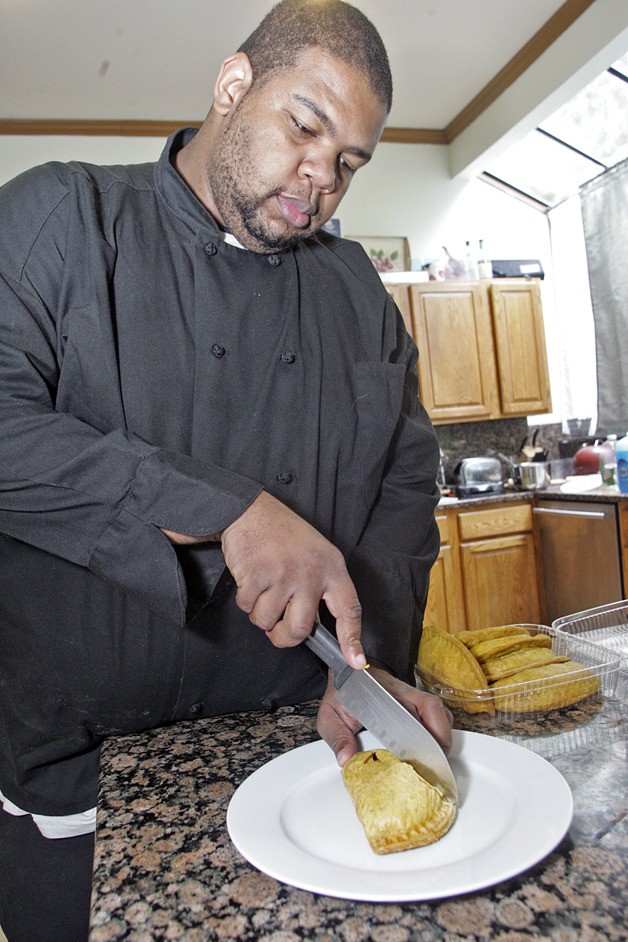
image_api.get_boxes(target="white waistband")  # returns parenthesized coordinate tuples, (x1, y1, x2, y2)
(0, 788, 96, 839)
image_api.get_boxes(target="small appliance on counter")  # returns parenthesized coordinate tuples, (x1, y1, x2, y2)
(490, 259, 544, 280)
(453, 457, 505, 498)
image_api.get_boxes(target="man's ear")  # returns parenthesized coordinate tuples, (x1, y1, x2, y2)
(212, 52, 254, 115)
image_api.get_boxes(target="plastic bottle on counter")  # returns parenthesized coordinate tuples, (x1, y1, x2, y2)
(600, 434, 617, 485)
(477, 239, 493, 279)
(616, 433, 628, 493)
(464, 241, 479, 279)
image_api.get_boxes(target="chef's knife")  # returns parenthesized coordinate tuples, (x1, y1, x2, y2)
(305, 621, 458, 805)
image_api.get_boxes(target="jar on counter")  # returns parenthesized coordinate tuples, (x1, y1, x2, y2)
(573, 439, 616, 482)
(600, 434, 617, 485)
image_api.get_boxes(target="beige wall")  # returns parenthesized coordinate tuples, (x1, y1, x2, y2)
(0, 133, 562, 421)
(0, 133, 550, 266)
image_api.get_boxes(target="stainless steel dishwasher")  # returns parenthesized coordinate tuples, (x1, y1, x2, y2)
(533, 499, 623, 623)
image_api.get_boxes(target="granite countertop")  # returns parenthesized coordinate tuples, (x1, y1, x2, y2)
(440, 483, 626, 509)
(90, 689, 627, 941)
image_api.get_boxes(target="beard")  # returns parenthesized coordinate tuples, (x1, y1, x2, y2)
(205, 101, 322, 253)
(235, 196, 309, 252)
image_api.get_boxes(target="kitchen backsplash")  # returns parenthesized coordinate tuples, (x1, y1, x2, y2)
(435, 418, 565, 484)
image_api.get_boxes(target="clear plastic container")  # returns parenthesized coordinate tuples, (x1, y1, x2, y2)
(417, 624, 621, 718)
(552, 600, 628, 698)
(552, 600, 628, 653)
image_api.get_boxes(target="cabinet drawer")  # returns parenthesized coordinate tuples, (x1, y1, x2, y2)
(458, 502, 533, 541)
(435, 512, 450, 543)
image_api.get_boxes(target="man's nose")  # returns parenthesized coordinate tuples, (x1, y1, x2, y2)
(300, 152, 338, 193)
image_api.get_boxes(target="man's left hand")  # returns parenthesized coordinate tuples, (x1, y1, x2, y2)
(316, 666, 453, 767)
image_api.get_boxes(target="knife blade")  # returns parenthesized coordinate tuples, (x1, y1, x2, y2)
(305, 621, 458, 805)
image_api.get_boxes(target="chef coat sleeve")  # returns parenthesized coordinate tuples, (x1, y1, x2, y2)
(0, 270, 261, 626)
(346, 309, 441, 685)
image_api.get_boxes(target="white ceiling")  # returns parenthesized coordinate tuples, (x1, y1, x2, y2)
(0, 0, 583, 125)
(2, 0, 628, 171)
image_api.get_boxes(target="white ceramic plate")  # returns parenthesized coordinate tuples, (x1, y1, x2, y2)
(226, 730, 572, 902)
(560, 473, 603, 493)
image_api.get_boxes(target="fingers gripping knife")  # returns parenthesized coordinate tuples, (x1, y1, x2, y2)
(305, 622, 458, 805)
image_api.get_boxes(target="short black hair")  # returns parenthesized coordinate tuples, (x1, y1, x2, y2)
(238, 0, 392, 113)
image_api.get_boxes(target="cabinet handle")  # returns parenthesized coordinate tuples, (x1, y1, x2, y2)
(532, 508, 607, 519)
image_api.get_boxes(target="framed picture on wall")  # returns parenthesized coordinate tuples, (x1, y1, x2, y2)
(321, 217, 342, 236)
(347, 236, 411, 273)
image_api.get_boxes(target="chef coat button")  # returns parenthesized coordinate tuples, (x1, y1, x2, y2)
(189, 701, 203, 715)
(204, 241, 218, 256)
(280, 351, 297, 364)
(276, 470, 294, 484)
(267, 254, 282, 266)
(211, 343, 226, 358)
(260, 697, 277, 712)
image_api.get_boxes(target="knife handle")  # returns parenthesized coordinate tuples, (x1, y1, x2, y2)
(304, 622, 354, 689)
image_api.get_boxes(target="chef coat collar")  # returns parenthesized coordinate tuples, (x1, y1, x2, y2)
(154, 127, 223, 241)
(156, 127, 296, 255)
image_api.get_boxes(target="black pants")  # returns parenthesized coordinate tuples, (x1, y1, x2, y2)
(0, 806, 94, 942)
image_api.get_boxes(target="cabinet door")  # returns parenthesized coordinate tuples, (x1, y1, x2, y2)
(385, 284, 414, 337)
(490, 281, 551, 416)
(460, 533, 541, 629)
(410, 283, 499, 424)
(424, 545, 465, 634)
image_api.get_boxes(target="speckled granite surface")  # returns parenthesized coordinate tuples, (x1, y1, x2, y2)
(90, 691, 627, 941)
(441, 485, 627, 509)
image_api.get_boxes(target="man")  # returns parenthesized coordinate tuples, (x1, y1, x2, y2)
(0, 1, 450, 938)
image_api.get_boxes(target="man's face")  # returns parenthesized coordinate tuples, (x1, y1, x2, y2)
(205, 48, 388, 253)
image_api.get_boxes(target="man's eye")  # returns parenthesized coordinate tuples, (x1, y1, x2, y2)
(292, 116, 313, 136)
(339, 156, 356, 175)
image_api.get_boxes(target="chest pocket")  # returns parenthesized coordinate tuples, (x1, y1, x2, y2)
(347, 361, 406, 508)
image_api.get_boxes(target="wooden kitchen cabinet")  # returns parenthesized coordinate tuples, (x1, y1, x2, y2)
(457, 502, 543, 629)
(490, 280, 551, 416)
(408, 282, 499, 423)
(460, 532, 541, 628)
(384, 283, 414, 338)
(424, 511, 465, 633)
(458, 501, 541, 630)
(395, 279, 551, 425)
(424, 499, 544, 642)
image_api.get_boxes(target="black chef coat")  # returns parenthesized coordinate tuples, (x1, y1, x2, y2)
(0, 129, 440, 815)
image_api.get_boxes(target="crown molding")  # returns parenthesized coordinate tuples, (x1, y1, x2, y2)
(0, 119, 448, 143)
(381, 127, 448, 145)
(445, 0, 596, 142)
(0, 0, 596, 145)
(0, 119, 198, 137)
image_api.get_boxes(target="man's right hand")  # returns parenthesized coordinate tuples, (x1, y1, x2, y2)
(217, 491, 365, 668)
